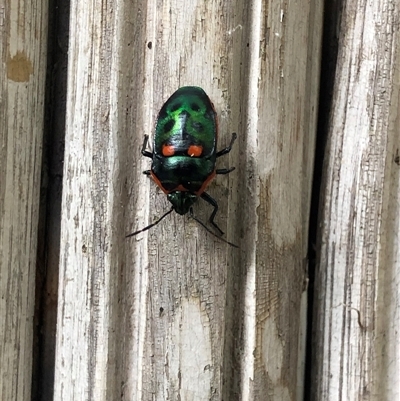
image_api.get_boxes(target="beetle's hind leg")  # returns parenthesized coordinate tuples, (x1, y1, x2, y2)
(143, 170, 151, 175)
(201, 192, 224, 235)
(141, 135, 153, 158)
(216, 132, 237, 157)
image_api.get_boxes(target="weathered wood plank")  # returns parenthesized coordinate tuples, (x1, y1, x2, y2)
(54, 0, 322, 400)
(244, 1, 322, 400)
(312, 1, 400, 400)
(0, 0, 49, 400)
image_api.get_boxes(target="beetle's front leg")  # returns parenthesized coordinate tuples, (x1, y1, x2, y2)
(141, 135, 153, 158)
(141, 135, 152, 175)
(216, 133, 237, 157)
(201, 192, 224, 235)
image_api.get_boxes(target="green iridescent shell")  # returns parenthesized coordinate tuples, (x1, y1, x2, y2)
(151, 86, 218, 196)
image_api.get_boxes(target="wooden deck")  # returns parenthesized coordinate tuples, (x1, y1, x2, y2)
(1, 0, 399, 400)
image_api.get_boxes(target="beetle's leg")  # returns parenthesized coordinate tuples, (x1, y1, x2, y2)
(126, 207, 174, 238)
(141, 136, 152, 174)
(216, 167, 235, 175)
(189, 207, 238, 248)
(201, 192, 224, 235)
(216, 133, 237, 157)
(141, 135, 153, 158)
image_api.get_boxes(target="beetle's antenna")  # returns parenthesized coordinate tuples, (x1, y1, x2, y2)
(189, 208, 239, 248)
(126, 207, 174, 238)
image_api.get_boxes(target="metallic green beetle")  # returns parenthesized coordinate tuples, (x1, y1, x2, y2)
(128, 86, 237, 246)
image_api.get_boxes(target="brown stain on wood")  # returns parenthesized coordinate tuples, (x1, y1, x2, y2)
(7, 51, 33, 82)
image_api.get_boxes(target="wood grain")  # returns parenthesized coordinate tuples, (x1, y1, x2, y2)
(54, 0, 322, 400)
(0, 0, 49, 400)
(312, 1, 400, 400)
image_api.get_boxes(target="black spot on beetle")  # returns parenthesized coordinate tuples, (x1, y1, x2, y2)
(147, 41, 152, 49)
(192, 122, 203, 132)
(190, 103, 200, 112)
(169, 102, 182, 113)
(163, 119, 175, 133)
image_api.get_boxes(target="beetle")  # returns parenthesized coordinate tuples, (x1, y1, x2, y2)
(127, 86, 237, 247)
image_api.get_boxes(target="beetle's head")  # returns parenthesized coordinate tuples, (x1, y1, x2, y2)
(167, 191, 198, 215)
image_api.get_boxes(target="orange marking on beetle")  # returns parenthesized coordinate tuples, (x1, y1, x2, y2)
(188, 145, 203, 157)
(162, 144, 175, 156)
(175, 184, 188, 192)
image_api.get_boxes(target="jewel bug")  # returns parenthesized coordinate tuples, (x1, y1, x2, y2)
(127, 86, 237, 247)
